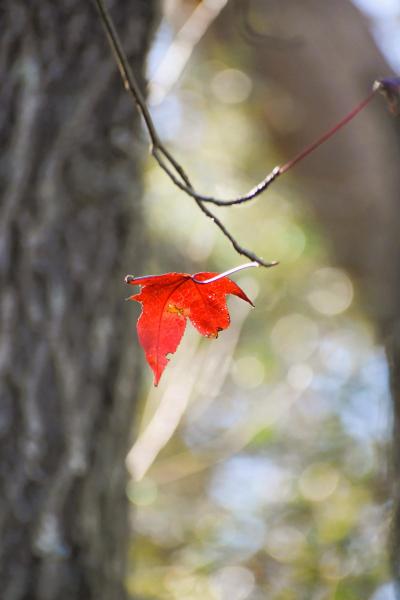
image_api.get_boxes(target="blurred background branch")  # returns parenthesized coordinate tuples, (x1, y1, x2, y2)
(149, 0, 229, 106)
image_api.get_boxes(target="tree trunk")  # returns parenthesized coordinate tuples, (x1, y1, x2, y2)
(0, 1, 156, 598)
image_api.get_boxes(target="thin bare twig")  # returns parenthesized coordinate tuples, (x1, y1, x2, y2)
(93, 0, 279, 265)
(93, 0, 379, 266)
(153, 149, 281, 206)
(93, 0, 192, 186)
(280, 89, 377, 174)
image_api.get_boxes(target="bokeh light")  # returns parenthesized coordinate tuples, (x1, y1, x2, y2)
(127, 2, 395, 599)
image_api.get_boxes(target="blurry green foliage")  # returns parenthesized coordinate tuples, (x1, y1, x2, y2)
(126, 14, 393, 600)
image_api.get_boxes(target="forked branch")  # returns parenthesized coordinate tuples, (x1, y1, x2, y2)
(93, 0, 392, 266)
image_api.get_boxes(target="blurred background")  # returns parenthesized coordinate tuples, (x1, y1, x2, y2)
(125, 1, 400, 599)
(2, 1, 400, 599)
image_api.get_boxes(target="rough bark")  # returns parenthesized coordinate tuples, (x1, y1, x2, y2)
(0, 1, 156, 598)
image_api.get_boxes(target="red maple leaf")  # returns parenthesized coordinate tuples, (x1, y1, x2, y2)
(125, 271, 253, 385)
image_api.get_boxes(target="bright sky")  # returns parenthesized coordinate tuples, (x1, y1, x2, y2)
(352, 0, 400, 71)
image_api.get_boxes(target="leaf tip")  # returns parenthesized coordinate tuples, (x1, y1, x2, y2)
(124, 274, 135, 284)
(153, 367, 163, 387)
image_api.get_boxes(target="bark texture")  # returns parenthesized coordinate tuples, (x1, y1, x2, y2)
(0, 1, 156, 598)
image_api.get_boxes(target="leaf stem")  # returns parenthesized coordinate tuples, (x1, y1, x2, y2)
(192, 260, 277, 284)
